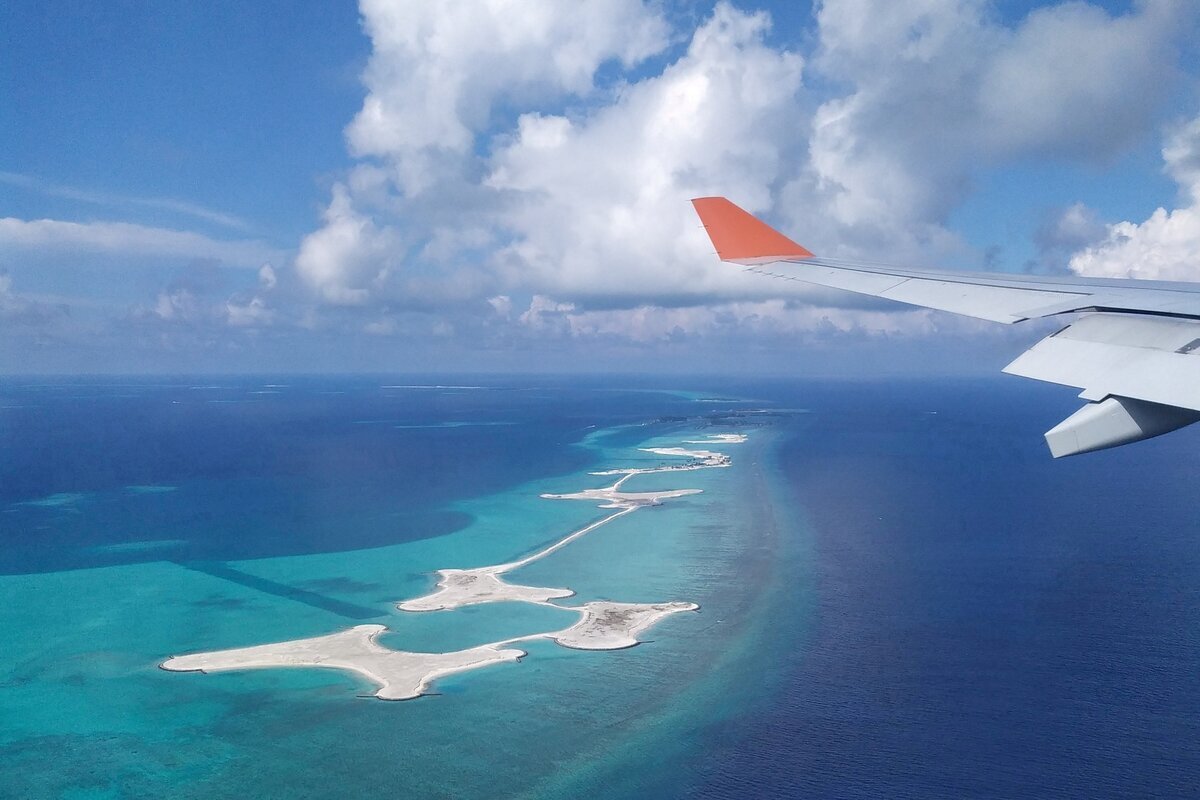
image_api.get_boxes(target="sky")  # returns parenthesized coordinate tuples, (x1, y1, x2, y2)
(2, 0, 1199, 376)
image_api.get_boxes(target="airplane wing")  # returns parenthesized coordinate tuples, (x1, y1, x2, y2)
(691, 196, 1200, 457)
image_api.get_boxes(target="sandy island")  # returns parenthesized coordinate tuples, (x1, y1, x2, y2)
(163, 434, 744, 701)
(161, 624, 525, 701)
(684, 434, 748, 444)
(397, 566, 575, 611)
(162, 600, 701, 699)
(539, 485, 702, 509)
(398, 507, 637, 611)
(640, 446, 729, 466)
(536, 601, 700, 650)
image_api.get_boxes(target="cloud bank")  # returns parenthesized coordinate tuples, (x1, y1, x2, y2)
(288, 0, 1194, 347)
(1070, 113, 1200, 281)
(6, 0, 1198, 372)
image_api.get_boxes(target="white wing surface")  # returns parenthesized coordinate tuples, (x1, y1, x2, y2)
(692, 196, 1200, 457)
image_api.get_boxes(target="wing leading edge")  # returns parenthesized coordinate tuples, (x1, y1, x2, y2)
(691, 196, 1200, 457)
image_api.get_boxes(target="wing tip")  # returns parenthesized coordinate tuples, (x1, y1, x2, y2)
(691, 196, 814, 263)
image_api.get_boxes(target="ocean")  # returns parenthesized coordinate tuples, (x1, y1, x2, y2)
(1, 375, 1197, 798)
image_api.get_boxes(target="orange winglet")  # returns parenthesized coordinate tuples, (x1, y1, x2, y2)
(691, 197, 813, 264)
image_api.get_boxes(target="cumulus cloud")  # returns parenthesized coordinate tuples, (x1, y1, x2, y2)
(298, 2, 812, 314)
(347, 0, 669, 195)
(0, 271, 74, 354)
(288, 0, 1197, 345)
(487, 4, 806, 301)
(225, 264, 281, 328)
(258, 264, 278, 290)
(0, 271, 57, 324)
(1023, 202, 1107, 274)
(122, 257, 284, 335)
(806, 0, 1190, 253)
(978, 1, 1183, 159)
(0, 217, 282, 268)
(504, 293, 1013, 347)
(294, 184, 401, 304)
(1070, 113, 1200, 280)
(295, 0, 672, 310)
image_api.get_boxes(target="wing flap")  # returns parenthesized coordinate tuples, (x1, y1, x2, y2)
(1003, 314, 1200, 412)
(878, 279, 1073, 324)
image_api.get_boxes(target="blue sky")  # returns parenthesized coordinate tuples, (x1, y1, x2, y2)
(2, 0, 1199, 374)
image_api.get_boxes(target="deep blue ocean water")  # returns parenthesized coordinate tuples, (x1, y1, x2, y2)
(690, 378, 1200, 799)
(1, 375, 1199, 798)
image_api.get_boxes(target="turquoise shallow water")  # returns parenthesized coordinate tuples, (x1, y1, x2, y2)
(0, 379, 809, 798)
(12, 377, 1200, 797)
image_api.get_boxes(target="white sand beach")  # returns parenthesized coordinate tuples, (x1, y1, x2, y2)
(683, 434, 748, 444)
(161, 625, 525, 701)
(397, 566, 574, 611)
(542, 601, 700, 650)
(161, 600, 700, 699)
(639, 446, 730, 466)
(398, 508, 636, 611)
(539, 485, 702, 508)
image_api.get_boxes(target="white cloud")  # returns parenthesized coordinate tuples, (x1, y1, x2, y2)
(0, 272, 31, 319)
(1070, 114, 1200, 280)
(978, 1, 1182, 159)
(258, 263, 278, 290)
(226, 297, 275, 328)
(0, 217, 282, 268)
(287, 0, 1197, 347)
(294, 0, 671, 310)
(806, 0, 1190, 251)
(0, 171, 254, 232)
(0, 271, 70, 330)
(487, 294, 513, 318)
(294, 184, 401, 304)
(487, 3, 806, 301)
(518, 294, 577, 332)
(347, 0, 669, 196)
(150, 287, 206, 322)
(222, 261, 280, 328)
(507, 293, 995, 343)
(1038, 203, 1106, 252)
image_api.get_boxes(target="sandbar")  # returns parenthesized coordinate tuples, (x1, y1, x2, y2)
(398, 566, 574, 611)
(639, 446, 730, 467)
(540, 486, 702, 509)
(683, 433, 748, 444)
(399, 508, 636, 610)
(540, 601, 700, 650)
(400, 444, 723, 613)
(161, 624, 525, 701)
(166, 430, 742, 702)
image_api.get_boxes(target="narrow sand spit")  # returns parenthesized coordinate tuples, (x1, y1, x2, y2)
(396, 566, 574, 611)
(539, 486, 702, 508)
(403, 461, 706, 613)
(639, 446, 729, 466)
(161, 625, 525, 701)
(398, 507, 636, 611)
